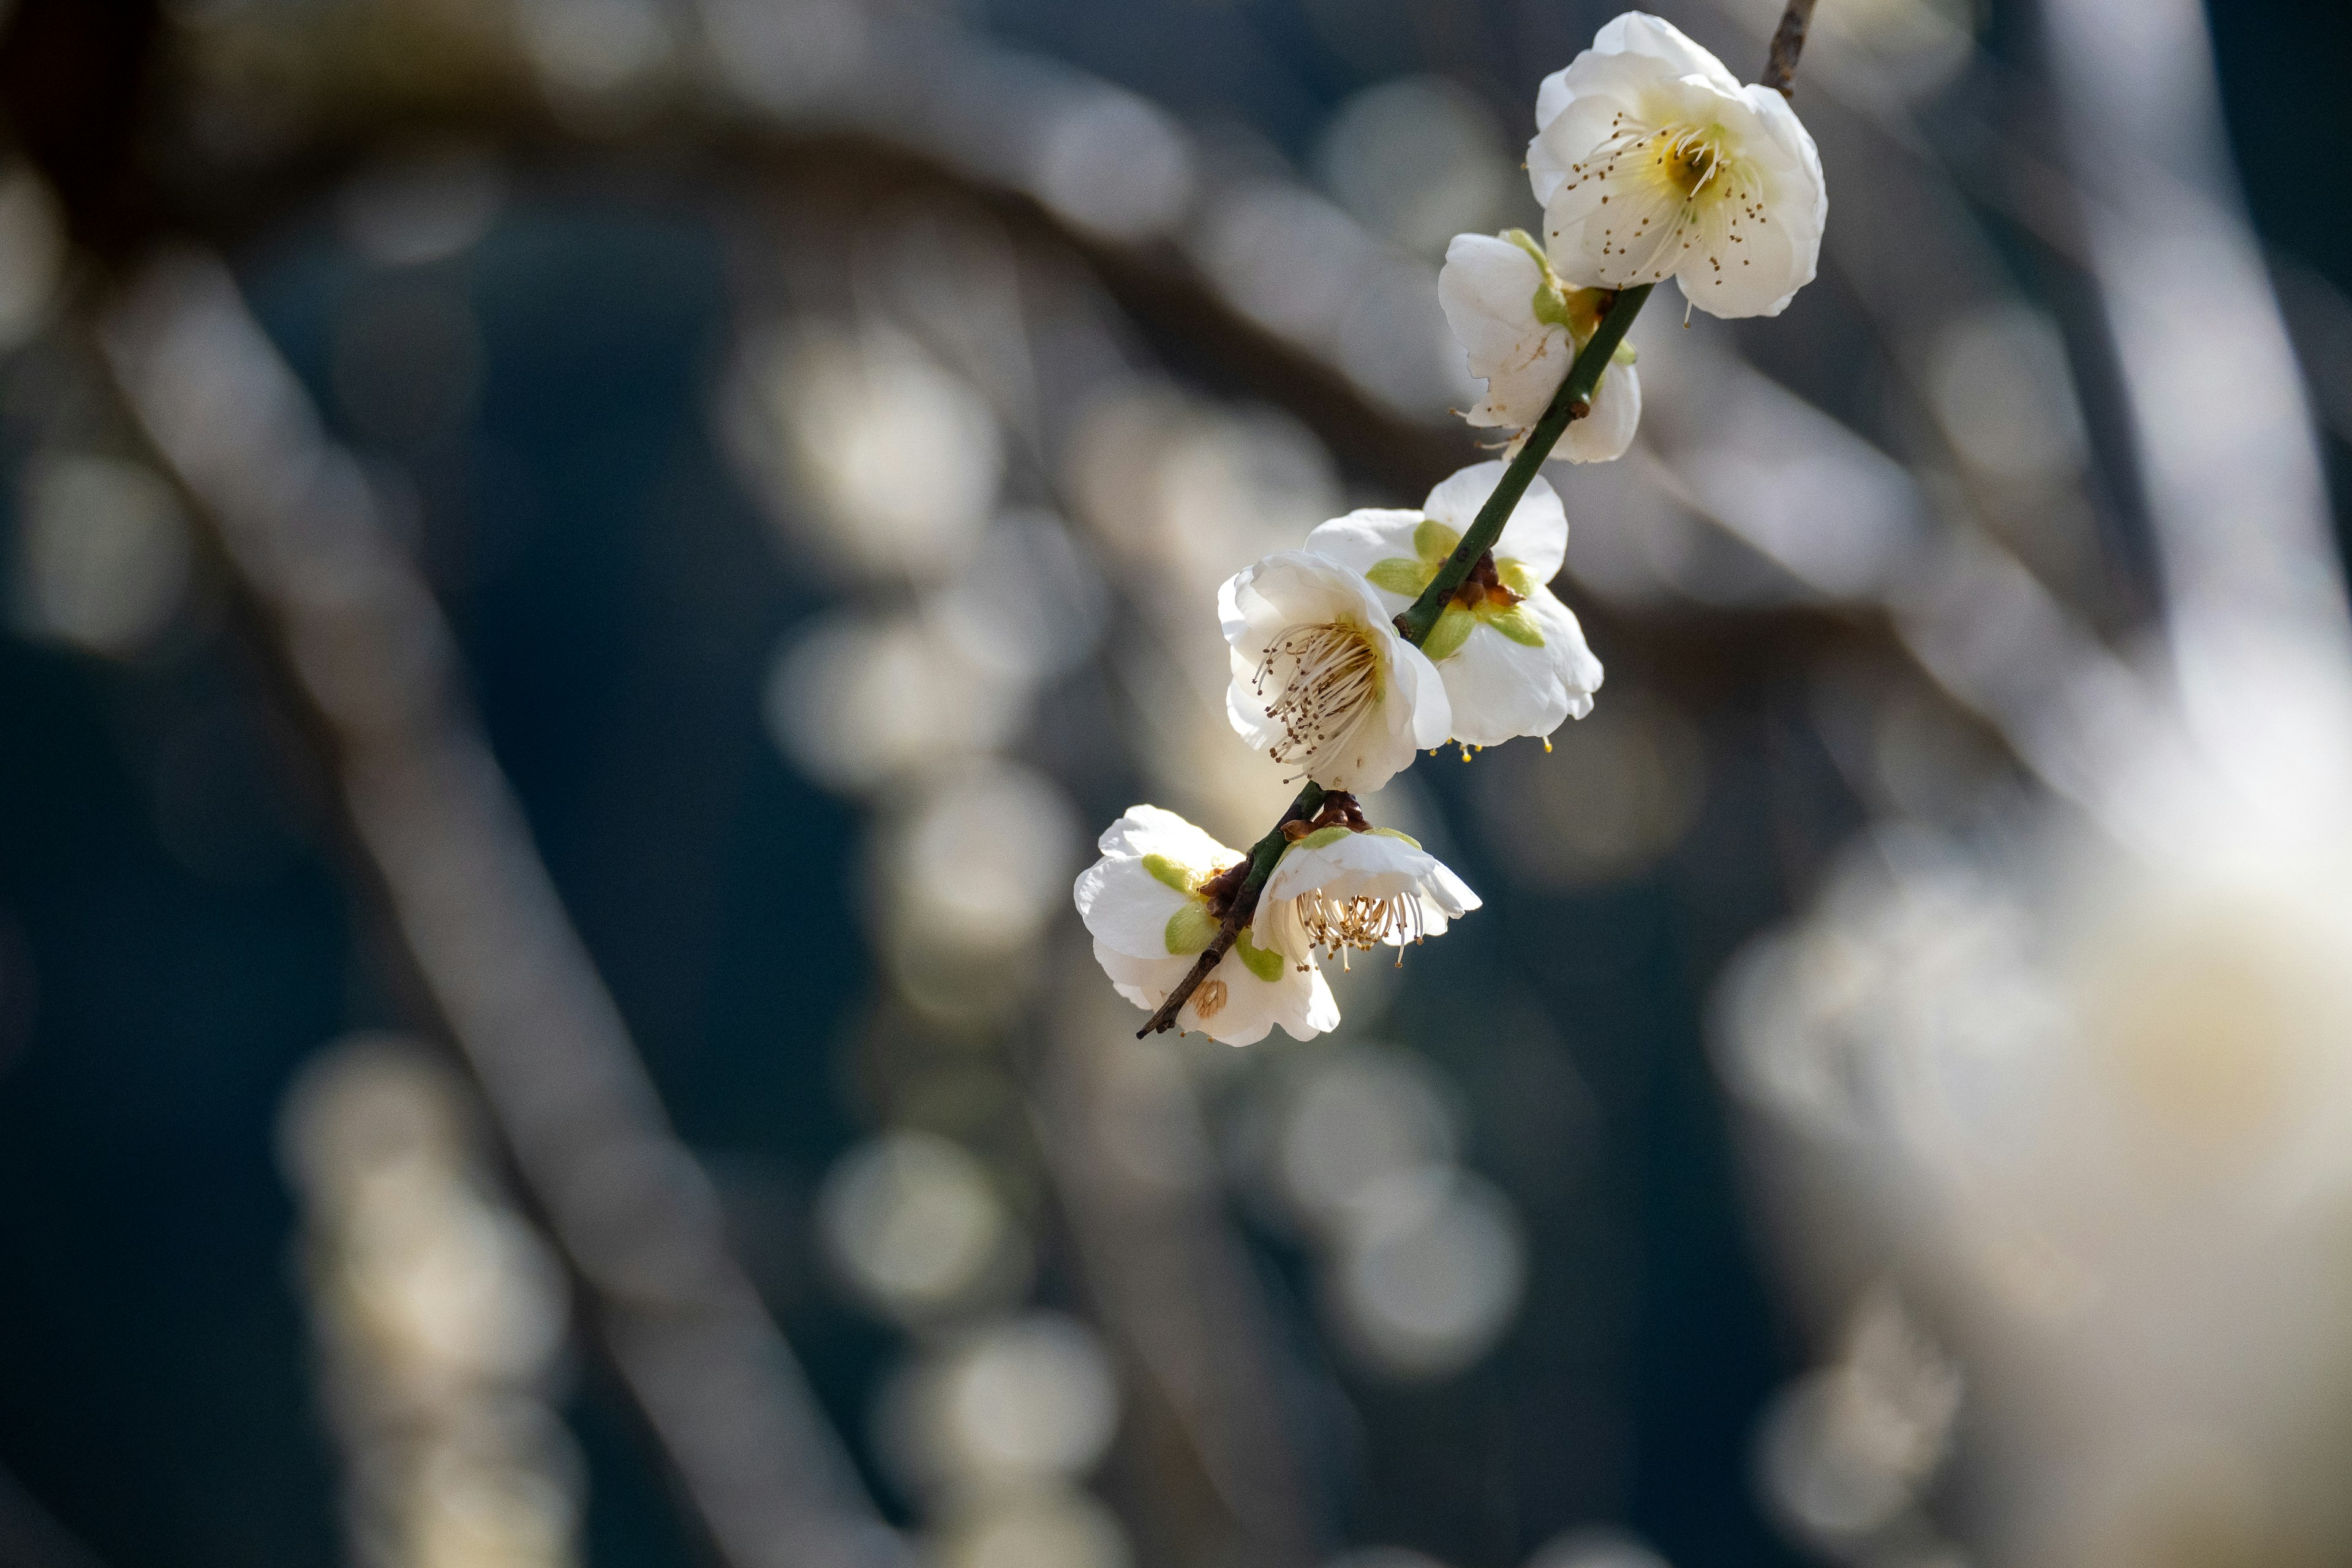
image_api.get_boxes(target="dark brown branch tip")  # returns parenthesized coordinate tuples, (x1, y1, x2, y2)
(1760, 0, 1820, 97)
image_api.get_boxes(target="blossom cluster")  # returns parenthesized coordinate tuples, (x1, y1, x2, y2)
(1076, 12, 1825, 1043)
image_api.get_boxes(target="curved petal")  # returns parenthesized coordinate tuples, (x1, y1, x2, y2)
(1420, 464, 1568, 583)
(1093, 940, 1194, 1013)
(1525, 586, 1605, 719)
(1439, 624, 1575, 747)
(1390, 636, 1455, 752)
(1438, 235, 1572, 429)
(1095, 804, 1236, 867)
(1221, 551, 1384, 662)
(1074, 855, 1201, 959)
(1186, 943, 1335, 1046)
(1304, 507, 1423, 585)
(1560, 360, 1641, 462)
(1592, 10, 1743, 93)
(1412, 858, 1483, 925)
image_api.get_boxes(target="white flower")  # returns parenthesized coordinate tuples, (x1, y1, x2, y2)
(1438, 229, 1641, 462)
(1259, 824, 1481, 967)
(1221, 551, 1452, 793)
(1074, 805, 1339, 1045)
(1528, 12, 1826, 320)
(1307, 462, 1603, 747)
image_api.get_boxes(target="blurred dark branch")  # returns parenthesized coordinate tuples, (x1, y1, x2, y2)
(88, 255, 905, 1568)
(1761, 0, 1822, 96)
(1029, 976, 1327, 1567)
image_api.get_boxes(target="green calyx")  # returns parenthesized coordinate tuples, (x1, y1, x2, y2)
(1503, 228, 1616, 351)
(1164, 900, 1221, 956)
(1378, 527, 1547, 661)
(1142, 853, 1198, 894)
(1291, 823, 1355, 852)
(1366, 519, 1461, 601)
(1234, 930, 1284, 982)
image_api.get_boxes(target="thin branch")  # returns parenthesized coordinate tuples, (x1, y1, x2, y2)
(1138, 287, 1651, 1038)
(1760, 0, 1822, 97)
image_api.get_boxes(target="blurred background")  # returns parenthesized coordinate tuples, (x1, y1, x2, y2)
(3, 1, 2350, 1566)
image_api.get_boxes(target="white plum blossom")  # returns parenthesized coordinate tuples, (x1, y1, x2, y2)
(1259, 824, 1482, 968)
(1307, 462, 1603, 748)
(1439, 229, 1640, 462)
(1221, 551, 1452, 793)
(1074, 805, 1338, 1045)
(1528, 12, 1826, 319)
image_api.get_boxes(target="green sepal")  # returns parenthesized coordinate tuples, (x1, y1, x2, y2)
(1502, 228, 1549, 269)
(1412, 519, 1461, 564)
(1612, 341, 1638, 366)
(1531, 281, 1574, 331)
(1164, 901, 1219, 955)
(1496, 558, 1542, 598)
(1422, 603, 1477, 662)
(1481, 603, 1545, 647)
(1142, 853, 1197, 894)
(1292, 824, 1354, 852)
(1366, 557, 1432, 597)
(1368, 827, 1422, 849)
(1234, 930, 1284, 983)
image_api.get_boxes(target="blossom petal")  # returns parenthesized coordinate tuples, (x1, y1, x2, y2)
(1438, 234, 1574, 430)
(1095, 804, 1237, 867)
(1561, 361, 1641, 463)
(1389, 635, 1455, 753)
(1438, 622, 1575, 747)
(1092, 938, 1336, 1046)
(1304, 508, 1424, 592)
(1524, 586, 1605, 720)
(1424, 463, 1569, 581)
(1591, 10, 1743, 93)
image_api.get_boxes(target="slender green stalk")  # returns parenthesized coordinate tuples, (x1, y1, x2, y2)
(1136, 288, 1651, 1038)
(1396, 284, 1653, 644)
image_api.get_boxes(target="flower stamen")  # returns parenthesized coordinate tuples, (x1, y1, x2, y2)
(1294, 888, 1429, 969)
(1254, 622, 1382, 776)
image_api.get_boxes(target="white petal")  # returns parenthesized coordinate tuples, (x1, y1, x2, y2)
(1094, 940, 1194, 1012)
(1390, 635, 1455, 752)
(1528, 48, 1679, 210)
(1225, 646, 1286, 750)
(1222, 551, 1393, 657)
(1438, 235, 1572, 430)
(1095, 937, 1336, 1046)
(1074, 854, 1200, 960)
(1095, 804, 1237, 867)
(1559, 360, 1640, 463)
(1266, 831, 1423, 902)
(1425, 463, 1569, 581)
(1262, 831, 1482, 948)
(1413, 857, 1482, 923)
(1591, 10, 1743, 93)
(1438, 624, 1574, 747)
(1304, 508, 1423, 589)
(1524, 586, 1605, 719)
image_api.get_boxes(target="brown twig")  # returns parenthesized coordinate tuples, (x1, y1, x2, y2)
(1760, 0, 1822, 97)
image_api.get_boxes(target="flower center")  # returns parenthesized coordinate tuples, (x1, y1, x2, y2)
(1648, 124, 1728, 201)
(1255, 622, 1383, 773)
(1292, 889, 1427, 968)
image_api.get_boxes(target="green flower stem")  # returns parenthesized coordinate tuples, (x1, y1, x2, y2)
(1134, 292, 1651, 1038)
(1395, 283, 1653, 646)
